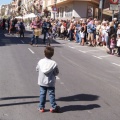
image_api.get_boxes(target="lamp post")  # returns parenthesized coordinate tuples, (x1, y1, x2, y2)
(99, 0, 104, 21)
(53, 0, 57, 20)
(118, 0, 120, 23)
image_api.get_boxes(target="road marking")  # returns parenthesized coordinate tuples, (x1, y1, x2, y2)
(68, 46, 75, 49)
(79, 50, 86, 53)
(60, 82, 64, 85)
(112, 63, 120, 67)
(28, 48, 35, 54)
(74, 46, 87, 47)
(21, 40, 24, 43)
(99, 55, 112, 58)
(84, 50, 100, 53)
(56, 76, 60, 80)
(93, 55, 102, 59)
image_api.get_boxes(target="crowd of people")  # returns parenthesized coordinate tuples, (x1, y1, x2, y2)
(37, 17, 120, 57)
(0, 17, 25, 37)
(1, 16, 120, 57)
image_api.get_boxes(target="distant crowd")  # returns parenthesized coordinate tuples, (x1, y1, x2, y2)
(1, 16, 120, 56)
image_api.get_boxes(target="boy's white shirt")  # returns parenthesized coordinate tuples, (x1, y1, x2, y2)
(36, 58, 57, 74)
(36, 58, 59, 87)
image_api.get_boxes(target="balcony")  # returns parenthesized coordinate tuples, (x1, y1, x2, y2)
(50, 0, 99, 6)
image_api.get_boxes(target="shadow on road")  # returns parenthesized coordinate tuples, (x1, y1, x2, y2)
(0, 30, 62, 47)
(60, 104, 100, 112)
(58, 94, 100, 113)
(0, 96, 39, 107)
(57, 94, 99, 101)
(0, 96, 39, 101)
(0, 101, 39, 107)
(0, 94, 100, 113)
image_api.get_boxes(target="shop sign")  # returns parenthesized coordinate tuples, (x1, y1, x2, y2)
(110, 4, 119, 10)
(87, 6, 93, 17)
(52, 6, 57, 12)
(109, 0, 119, 4)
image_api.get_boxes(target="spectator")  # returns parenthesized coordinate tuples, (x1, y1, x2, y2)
(19, 20, 25, 38)
(110, 34, 116, 55)
(30, 16, 41, 46)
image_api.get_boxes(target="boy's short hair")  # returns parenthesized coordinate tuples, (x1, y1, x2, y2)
(44, 46, 54, 59)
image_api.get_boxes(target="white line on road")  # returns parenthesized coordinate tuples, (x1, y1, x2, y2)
(99, 55, 112, 58)
(60, 82, 64, 85)
(79, 50, 86, 53)
(68, 46, 75, 49)
(56, 76, 60, 80)
(84, 50, 100, 53)
(93, 55, 102, 59)
(74, 46, 88, 47)
(112, 63, 120, 67)
(28, 48, 35, 54)
(21, 40, 24, 44)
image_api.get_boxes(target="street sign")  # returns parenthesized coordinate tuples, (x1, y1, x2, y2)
(110, 4, 119, 10)
(52, 6, 57, 12)
(109, 0, 119, 4)
(99, 0, 103, 9)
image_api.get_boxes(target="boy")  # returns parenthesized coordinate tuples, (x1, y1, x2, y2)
(36, 46, 60, 113)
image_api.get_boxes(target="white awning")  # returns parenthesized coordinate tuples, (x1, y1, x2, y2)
(23, 13, 37, 19)
(103, 8, 119, 16)
(15, 16, 23, 19)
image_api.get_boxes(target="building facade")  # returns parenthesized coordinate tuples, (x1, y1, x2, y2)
(14, 0, 43, 16)
(46, 0, 100, 19)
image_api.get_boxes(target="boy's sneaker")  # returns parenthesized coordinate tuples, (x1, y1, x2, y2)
(50, 106, 60, 113)
(38, 108, 45, 113)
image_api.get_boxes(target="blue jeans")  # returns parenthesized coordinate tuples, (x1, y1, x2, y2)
(105, 36, 109, 48)
(35, 36, 38, 45)
(31, 30, 35, 44)
(31, 35, 38, 45)
(39, 86, 57, 109)
(76, 32, 81, 43)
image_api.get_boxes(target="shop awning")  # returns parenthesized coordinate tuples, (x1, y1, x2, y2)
(23, 13, 37, 19)
(103, 8, 119, 16)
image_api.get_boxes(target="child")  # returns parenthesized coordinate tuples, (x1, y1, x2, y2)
(80, 27, 85, 46)
(36, 46, 60, 113)
(110, 34, 116, 55)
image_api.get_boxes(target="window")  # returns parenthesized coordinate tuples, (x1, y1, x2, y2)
(95, 8, 98, 19)
(65, 6, 72, 17)
(60, 7, 64, 17)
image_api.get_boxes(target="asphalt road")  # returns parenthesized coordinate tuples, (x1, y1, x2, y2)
(0, 30, 120, 120)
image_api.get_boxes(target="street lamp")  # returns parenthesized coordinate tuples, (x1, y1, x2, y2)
(99, 0, 104, 21)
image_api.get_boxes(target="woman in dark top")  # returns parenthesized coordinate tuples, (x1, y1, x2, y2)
(107, 22, 116, 54)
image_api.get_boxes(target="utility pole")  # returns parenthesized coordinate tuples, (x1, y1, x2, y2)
(54, 0, 57, 20)
(99, 0, 104, 21)
(112, 10, 114, 20)
(118, 0, 120, 23)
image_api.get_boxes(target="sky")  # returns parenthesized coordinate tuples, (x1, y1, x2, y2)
(0, 0, 12, 6)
